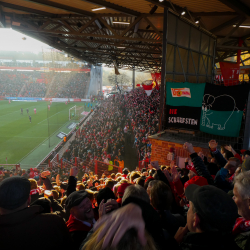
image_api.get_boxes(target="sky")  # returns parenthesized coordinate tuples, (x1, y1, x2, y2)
(0, 28, 50, 52)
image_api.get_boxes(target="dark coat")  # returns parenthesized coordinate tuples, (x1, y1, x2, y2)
(0, 205, 72, 250)
(180, 232, 241, 250)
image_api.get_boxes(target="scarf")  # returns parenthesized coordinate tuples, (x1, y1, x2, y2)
(232, 217, 250, 235)
(66, 215, 93, 232)
(30, 189, 40, 195)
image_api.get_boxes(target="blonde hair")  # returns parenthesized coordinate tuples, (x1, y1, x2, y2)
(29, 178, 38, 190)
(51, 190, 59, 200)
(82, 224, 157, 250)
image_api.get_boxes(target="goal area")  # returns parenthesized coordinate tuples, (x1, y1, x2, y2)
(69, 105, 85, 121)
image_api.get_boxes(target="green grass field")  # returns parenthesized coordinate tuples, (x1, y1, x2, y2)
(0, 100, 93, 168)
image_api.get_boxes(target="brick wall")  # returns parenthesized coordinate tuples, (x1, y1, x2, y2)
(149, 138, 211, 166)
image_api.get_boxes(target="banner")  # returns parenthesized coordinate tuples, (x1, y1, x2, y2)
(166, 82, 250, 137)
(219, 62, 240, 86)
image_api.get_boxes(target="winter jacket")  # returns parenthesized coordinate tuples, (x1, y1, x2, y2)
(0, 205, 72, 250)
(180, 232, 241, 250)
(190, 153, 214, 185)
(66, 214, 94, 250)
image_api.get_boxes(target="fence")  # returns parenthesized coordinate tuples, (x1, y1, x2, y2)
(0, 164, 20, 171)
(94, 160, 122, 178)
(138, 160, 150, 170)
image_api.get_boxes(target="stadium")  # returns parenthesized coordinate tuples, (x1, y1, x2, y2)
(1, 1, 250, 250)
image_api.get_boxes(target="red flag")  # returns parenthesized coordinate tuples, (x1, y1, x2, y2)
(219, 62, 239, 86)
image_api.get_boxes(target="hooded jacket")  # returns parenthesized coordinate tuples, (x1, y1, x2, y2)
(0, 205, 72, 250)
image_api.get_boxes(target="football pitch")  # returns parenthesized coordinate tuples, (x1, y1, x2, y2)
(0, 100, 93, 168)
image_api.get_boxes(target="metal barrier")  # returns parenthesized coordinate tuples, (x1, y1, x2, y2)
(0, 164, 20, 170)
(138, 160, 150, 170)
(94, 160, 122, 178)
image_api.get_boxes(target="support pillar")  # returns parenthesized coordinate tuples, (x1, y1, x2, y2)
(133, 67, 135, 89)
(243, 91, 250, 149)
(159, 7, 168, 132)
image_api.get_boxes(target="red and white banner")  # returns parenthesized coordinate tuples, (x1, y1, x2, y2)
(219, 62, 240, 86)
(142, 83, 153, 96)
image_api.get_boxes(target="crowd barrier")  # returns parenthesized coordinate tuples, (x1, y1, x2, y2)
(138, 160, 150, 170)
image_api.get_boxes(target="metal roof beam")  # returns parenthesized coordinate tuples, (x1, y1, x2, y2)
(210, 15, 241, 33)
(79, 0, 140, 16)
(192, 12, 237, 16)
(218, 17, 247, 45)
(217, 45, 250, 51)
(24, 0, 94, 17)
(16, 26, 162, 43)
(217, 0, 250, 16)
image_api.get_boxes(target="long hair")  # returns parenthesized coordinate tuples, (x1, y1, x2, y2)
(82, 224, 157, 250)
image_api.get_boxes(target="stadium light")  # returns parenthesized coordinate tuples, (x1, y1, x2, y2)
(113, 21, 130, 25)
(181, 11, 186, 15)
(159, 0, 164, 2)
(92, 7, 106, 11)
(233, 25, 250, 28)
(195, 17, 200, 24)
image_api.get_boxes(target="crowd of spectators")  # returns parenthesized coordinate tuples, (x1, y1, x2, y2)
(1, 138, 250, 250)
(0, 71, 90, 98)
(61, 88, 160, 171)
(46, 72, 90, 99)
(2, 88, 250, 250)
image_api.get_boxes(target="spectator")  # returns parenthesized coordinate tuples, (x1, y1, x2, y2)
(0, 176, 71, 250)
(65, 190, 96, 250)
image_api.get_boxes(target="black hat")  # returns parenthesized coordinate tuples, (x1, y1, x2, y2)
(242, 157, 250, 172)
(65, 190, 88, 210)
(0, 176, 30, 210)
(96, 187, 115, 207)
(185, 184, 238, 232)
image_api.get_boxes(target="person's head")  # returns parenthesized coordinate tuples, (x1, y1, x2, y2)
(242, 150, 250, 161)
(78, 183, 85, 191)
(82, 224, 157, 250)
(65, 190, 94, 222)
(0, 176, 31, 215)
(105, 180, 115, 190)
(122, 184, 150, 204)
(117, 183, 131, 199)
(111, 173, 116, 180)
(150, 181, 173, 211)
(149, 169, 156, 177)
(96, 187, 116, 207)
(29, 178, 38, 190)
(226, 157, 241, 175)
(184, 176, 208, 191)
(234, 171, 250, 220)
(186, 184, 238, 233)
(136, 177, 145, 188)
(144, 176, 154, 191)
(123, 168, 129, 175)
(51, 190, 59, 200)
(31, 197, 51, 213)
(130, 172, 141, 184)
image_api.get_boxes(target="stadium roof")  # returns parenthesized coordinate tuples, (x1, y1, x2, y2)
(1, 0, 250, 71)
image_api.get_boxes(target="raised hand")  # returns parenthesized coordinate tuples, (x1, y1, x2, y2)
(183, 142, 195, 154)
